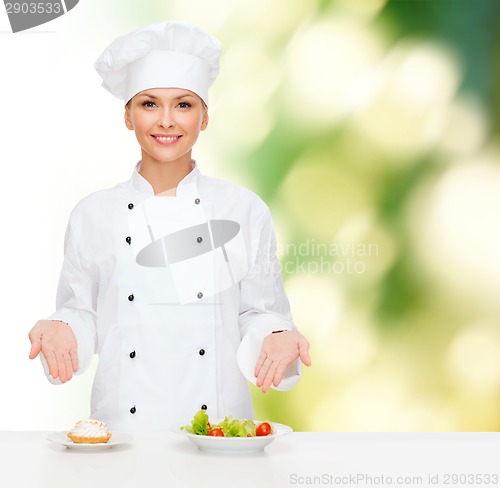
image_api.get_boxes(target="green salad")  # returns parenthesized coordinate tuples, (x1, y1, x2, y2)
(181, 409, 273, 437)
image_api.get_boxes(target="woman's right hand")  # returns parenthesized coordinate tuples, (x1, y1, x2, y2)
(28, 320, 79, 383)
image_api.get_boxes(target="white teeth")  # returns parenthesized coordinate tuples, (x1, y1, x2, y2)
(156, 135, 178, 142)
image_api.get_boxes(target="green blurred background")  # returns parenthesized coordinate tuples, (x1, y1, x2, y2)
(84, 0, 500, 431)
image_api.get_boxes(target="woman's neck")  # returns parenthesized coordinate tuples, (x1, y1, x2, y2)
(139, 157, 193, 195)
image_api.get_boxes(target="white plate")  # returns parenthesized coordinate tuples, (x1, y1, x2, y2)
(175, 420, 293, 454)
(47, 431, 133, 451)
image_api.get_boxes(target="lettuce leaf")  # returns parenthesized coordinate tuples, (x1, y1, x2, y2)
(181, 409, 210, 435)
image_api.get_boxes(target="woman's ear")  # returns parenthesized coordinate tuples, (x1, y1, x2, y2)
(201, 110, 209, 131)
(124, 105, 134, 131)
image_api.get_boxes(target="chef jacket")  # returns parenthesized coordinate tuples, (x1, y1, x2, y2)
(41, 161, 301, 431)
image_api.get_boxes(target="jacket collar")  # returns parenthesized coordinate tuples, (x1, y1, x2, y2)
(129, 160, 201, 197)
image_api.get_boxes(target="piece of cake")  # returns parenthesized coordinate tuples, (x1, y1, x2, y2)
(67, 419, 112, 444)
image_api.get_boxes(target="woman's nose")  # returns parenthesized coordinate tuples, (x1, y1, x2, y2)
(158, 109, 174, 128)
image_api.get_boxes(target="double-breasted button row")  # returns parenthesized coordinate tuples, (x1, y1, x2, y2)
(125, 192, 136, 416)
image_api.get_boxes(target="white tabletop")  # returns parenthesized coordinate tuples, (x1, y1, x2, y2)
(2, 431, 499, 488)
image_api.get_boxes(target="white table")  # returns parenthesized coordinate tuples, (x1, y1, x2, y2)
(2, 431, 499, 488)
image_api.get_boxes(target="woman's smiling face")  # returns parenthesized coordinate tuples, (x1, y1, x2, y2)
(124, 87, 208, 167)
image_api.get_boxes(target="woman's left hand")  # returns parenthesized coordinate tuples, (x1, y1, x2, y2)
(254, 330, 311, 393)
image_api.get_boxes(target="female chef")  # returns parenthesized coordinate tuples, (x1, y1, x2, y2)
(28, 21, 311, 431)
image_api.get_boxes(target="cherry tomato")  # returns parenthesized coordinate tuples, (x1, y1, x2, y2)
(207, 427, 224, 437)
(256, 422, 273, 436)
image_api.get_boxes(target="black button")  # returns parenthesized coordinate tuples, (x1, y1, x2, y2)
(199, 349, 205, 356)
(125, 236, 132, 245)
(128, 203, 134, 210)
(194, 198, 200, 204)
(197, 292, 203, 299)
(130, 406, 136, 414)
(128, 294, 134, 301)
(201, 404, 207, 410)
(129, 351, 136, 359)
(196, 236, 203, 243)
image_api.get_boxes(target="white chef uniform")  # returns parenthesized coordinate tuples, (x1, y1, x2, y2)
(42, 161, 301, 431)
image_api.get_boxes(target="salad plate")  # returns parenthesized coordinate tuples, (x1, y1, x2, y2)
(175, 419, 293, 454)
(47, 431, 133, 451)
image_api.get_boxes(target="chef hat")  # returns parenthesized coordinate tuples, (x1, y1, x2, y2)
(94, 21, 221, 106)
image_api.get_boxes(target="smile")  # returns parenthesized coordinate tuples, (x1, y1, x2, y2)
(152, 135, 181, 144)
